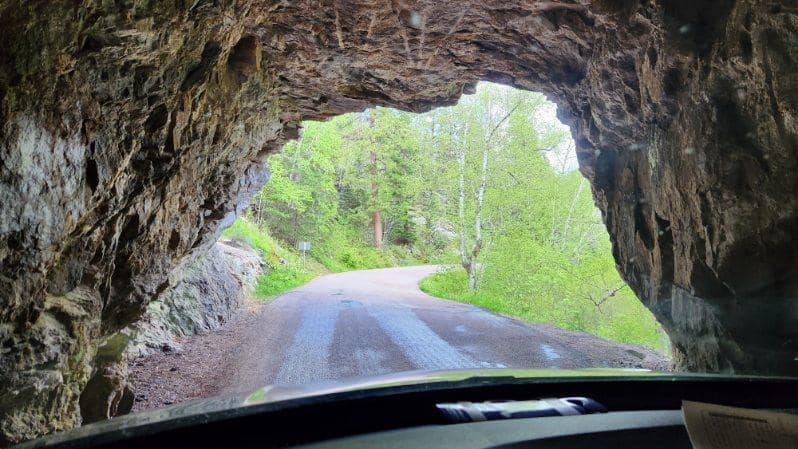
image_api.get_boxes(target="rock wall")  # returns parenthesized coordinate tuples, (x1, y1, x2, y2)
(0, 0, 796, 443)
(79, 239, 263, 424)
(121, 240, 263, 359)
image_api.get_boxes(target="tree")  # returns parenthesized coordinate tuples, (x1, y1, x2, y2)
(438, 84, 547, 289)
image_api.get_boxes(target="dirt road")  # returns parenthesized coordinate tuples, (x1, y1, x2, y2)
(216, 266, 667, 393)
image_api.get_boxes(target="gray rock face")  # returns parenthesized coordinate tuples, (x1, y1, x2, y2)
(0, 288, 102, 443)
(122, 240, 264, 358)
(78, 333, 134, 425)
(78, 240, 263, 424)
(0, 0, 796, 443)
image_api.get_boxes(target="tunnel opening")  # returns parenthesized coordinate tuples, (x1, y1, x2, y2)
(125, 81, 670, 417)
(238, 81, 667, 348)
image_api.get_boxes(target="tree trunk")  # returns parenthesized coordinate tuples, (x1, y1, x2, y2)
(457, 99, 514, 290)
(365, 111, 384, 249)
(467, 138, 490, 290)
(457, 148, 469, 272)
(557, 178, 586, 249)
(373, 205, 383, 248)
(370, 136, 383, 248)
(373, 211, 383, 248)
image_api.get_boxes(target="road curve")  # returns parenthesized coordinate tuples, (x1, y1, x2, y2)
(218, 266, 667, 393)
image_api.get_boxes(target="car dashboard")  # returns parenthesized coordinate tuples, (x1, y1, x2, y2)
(295, 410, 689, 449)
(17, 373, 798, 449)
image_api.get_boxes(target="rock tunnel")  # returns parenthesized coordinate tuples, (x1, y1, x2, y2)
(1, 0, 796, 443)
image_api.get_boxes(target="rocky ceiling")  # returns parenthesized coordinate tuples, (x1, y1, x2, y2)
(1, 0, 796, 444)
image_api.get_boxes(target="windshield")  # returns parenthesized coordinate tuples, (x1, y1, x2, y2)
(115, 79, 782, 414)
(1, 1, 796, 446)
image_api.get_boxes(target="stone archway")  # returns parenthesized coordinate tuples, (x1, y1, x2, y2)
(1, 0, 796, 443)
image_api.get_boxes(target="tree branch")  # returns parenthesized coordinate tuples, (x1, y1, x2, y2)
(587, 284, 628, 312)
(485, 102, 522, 144)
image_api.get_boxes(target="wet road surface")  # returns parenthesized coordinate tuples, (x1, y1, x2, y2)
(219, 266, 667, 393)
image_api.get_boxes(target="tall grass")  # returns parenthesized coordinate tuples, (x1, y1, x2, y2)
(222, 218, 322, 300)
(222, 217, 409, 299)
(420, 268, 669, 353)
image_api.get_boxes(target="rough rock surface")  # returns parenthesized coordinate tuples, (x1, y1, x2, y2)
(121, 240, 264, 358)
(0, 0, 796, 443)
(78, 240, 263, 424)
(77, 333, 134, 425)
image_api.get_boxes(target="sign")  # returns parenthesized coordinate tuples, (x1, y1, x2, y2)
(297, 241, 311, 251)
(682, 401, 798, 449)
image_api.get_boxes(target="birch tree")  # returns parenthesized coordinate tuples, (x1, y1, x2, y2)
(451, 87, 522, 289)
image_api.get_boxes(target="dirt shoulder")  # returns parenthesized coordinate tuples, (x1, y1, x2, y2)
(129, 300, 264, 412)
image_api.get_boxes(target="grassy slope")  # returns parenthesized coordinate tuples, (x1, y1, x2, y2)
(222, 219, 326, 299)
(419, 268, 670, 354)
(223, 217, 412, 299)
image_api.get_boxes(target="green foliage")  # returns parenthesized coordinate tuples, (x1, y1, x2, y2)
(421, 267, 668, 352)
(222, 217, 322, 300)
(223, 218, 280, 260)
(308, 220, 392, 272)
(255, 265, 314, 299)
(247, 110, 439, 272)
(419, 269, 503, 313)
(235, 81, 669, 353)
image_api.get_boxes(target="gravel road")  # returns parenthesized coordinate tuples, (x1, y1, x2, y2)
(217, 265, 668, 392)
(132, 265, 669, 410)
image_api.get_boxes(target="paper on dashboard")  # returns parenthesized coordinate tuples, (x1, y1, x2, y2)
(682, 400, 798, 449)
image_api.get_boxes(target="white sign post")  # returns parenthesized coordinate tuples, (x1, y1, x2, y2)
(297, 241, 311, 265)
